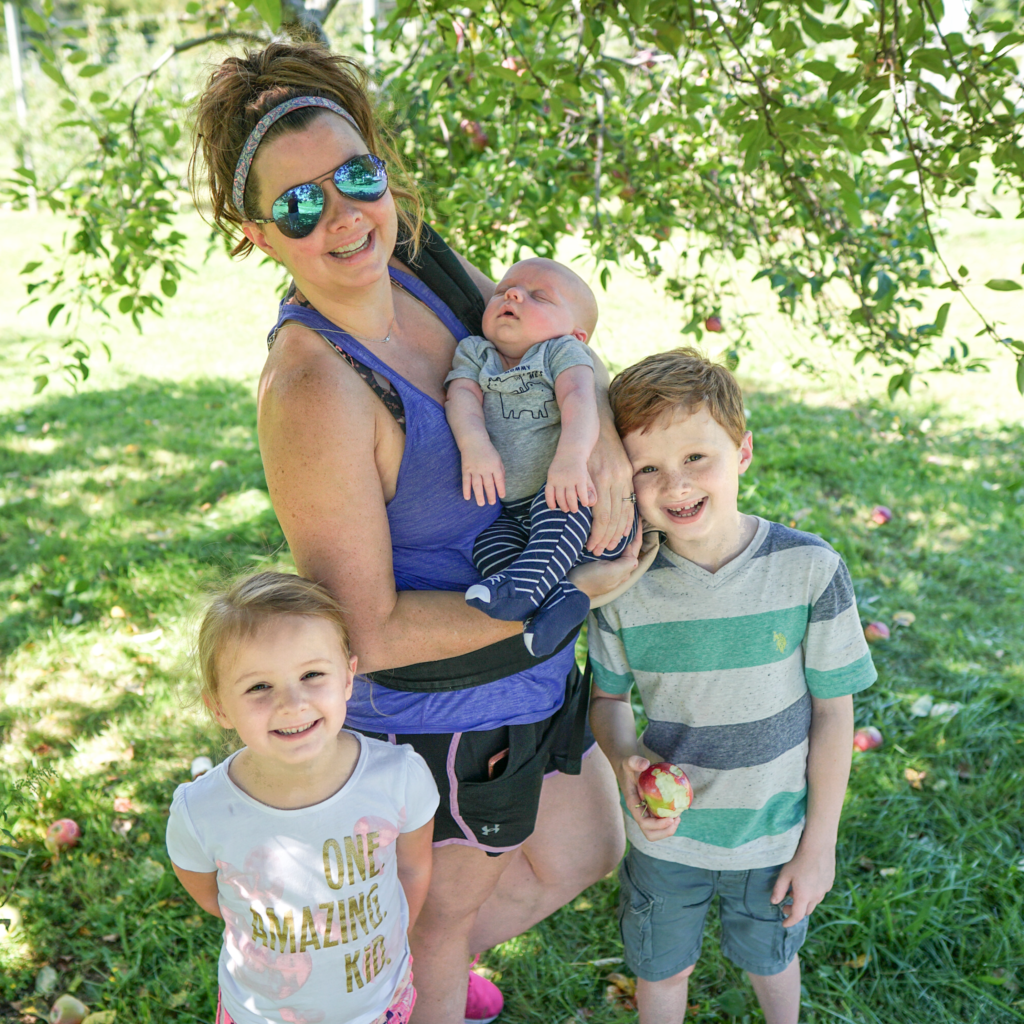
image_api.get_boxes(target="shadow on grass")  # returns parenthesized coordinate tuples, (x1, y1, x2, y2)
(0, 377, 285, 654)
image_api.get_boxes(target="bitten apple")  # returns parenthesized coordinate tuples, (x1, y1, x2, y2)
(853, 726, 883, 751)
(49, 994, 89, 1024)
(864, 621, 890, 642)
(637, 763, 692, 818)
(44, 819, 81, 857)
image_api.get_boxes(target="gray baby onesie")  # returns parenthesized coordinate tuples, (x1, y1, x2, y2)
(445, 334, 595, 503)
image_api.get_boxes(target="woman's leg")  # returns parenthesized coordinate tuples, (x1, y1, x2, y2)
(468, 747, 625, 952)
(409, 844, 509, 1024)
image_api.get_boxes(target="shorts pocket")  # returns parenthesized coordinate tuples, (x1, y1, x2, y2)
(742, 866, 787, 923)
(617, 856, 661, 970)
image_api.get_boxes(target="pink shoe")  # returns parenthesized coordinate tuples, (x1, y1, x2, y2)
(465, 966, 503, 1024)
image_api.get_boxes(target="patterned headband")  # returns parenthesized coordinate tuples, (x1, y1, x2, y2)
(232, 96, 361, 216)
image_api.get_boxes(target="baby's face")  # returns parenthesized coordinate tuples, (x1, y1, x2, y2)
(482, 261, 589, 363)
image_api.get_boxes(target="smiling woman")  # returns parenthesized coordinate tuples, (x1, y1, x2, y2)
(187, 40, 643, 1024)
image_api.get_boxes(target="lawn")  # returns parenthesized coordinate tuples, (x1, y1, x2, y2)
(0, 207, 1022, 1024)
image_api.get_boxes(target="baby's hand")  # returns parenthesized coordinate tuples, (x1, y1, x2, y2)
(619, 754, 681, 843)
(546, 451, 596, 514)
(461, 443, 506, 506)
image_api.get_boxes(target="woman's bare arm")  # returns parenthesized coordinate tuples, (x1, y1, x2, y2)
(258, 328, 520, 674)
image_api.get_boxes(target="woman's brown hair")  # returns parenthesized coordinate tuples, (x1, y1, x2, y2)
(189, 41, 423, 258)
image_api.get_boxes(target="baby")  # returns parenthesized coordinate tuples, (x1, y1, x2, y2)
(445, 257, 636, 656)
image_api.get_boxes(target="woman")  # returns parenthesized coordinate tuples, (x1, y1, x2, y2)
(191, 41, 643, 1024)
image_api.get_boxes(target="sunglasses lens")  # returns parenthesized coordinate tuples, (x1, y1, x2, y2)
(271, 182, 325, 239)
(335, 155, 388, 201)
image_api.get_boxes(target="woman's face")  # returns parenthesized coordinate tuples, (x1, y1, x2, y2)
(241, 113, 398, 296)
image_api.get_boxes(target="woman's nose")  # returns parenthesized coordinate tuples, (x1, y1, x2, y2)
(322, 183, 364, 231)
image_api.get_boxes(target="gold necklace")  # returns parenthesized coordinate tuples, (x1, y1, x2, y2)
(340, 278, 401, 344)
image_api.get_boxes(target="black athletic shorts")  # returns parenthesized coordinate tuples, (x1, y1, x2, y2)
(354, 662, 594, 856)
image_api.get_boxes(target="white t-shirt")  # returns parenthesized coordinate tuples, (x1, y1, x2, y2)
(166, 733, 439, 1024)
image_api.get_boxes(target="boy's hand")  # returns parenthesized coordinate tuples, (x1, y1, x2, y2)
(546, 450, 596, 514)
(618, 754, 681, 843)
(461, 443, 506, 506)
(770, 841, 836, 927)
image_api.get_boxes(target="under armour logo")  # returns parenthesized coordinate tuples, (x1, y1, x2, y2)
(481, 825, 501, 835)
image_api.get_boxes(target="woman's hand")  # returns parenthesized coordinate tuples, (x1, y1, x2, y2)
(585, 420, 635, 556)
(568, 531, 643, 601)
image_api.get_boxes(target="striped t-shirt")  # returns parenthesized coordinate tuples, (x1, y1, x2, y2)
(588, 517, 876, 870)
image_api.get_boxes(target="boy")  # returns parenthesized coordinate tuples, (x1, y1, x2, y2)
(445, 257, 636, 656)
(588, 348, 876, 1024)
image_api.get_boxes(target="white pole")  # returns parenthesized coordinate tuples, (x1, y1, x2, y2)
(4, 1, 37, 213)
(362, 0, 376, 65)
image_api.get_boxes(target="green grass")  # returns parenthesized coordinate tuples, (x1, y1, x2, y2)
(1, 209, 1023, 1024)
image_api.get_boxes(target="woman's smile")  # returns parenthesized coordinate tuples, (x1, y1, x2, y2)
(328, 231, 373, 259)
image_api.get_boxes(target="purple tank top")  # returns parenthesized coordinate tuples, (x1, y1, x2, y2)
(268, 267, 574, 733)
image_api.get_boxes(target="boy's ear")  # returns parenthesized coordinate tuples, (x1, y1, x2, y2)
(737, 430, 754, 474)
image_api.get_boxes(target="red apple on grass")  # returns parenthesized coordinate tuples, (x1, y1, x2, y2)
(853, 726, 883, 751)
(44, 819, 81, 857)
(864, 622, 890, 643)
(871, 505, 892, 525)
(638, 763, 692, 818)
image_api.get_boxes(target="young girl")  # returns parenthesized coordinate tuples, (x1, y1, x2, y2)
(166, 572, 438, 1024)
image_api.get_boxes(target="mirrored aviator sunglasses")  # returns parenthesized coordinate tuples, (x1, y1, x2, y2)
(254, 154, 389, 239)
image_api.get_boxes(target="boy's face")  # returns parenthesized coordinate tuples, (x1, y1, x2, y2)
(623, 405, 753, 559)
(482, 260, 590, 363)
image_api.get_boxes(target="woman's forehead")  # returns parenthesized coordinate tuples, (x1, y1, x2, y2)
(251, 112, 367, 193)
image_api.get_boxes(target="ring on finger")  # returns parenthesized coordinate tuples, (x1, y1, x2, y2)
(623, 493, 637, 503)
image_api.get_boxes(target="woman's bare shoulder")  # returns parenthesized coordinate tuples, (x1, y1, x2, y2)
(260, 321, 367, 407)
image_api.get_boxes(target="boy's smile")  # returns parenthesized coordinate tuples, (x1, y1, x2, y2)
(624, 405, 756, 573)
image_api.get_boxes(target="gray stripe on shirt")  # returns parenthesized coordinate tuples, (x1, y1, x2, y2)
(642, 690, 812, 769)
(752, 520, 831, 558)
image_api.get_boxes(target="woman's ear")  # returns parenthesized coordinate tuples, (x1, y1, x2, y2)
(203, 691, 233, 730)
(240, 221, 282, 263)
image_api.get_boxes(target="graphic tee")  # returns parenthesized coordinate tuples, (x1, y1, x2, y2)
(166, 734, 439, 1024)
(445, 334, 594, 502)
(588, 518, 876, 870)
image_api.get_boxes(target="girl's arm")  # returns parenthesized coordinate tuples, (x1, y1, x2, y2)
(396, 820, 434, 931)
(172, 864, 222, 918)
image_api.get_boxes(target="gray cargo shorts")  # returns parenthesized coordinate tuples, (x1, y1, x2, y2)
(618, 847, 808, 981)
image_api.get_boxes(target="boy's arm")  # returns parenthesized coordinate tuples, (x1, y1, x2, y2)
(396, 819, 434, 932)
(589, 684, 680, 842)
(172, 864, 222, 918)
(548, 364, 600, 514)
(771, 693, 854, 926)
(445, 377, 506, 506)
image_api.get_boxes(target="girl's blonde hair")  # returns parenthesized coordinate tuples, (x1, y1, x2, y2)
(189, 40, 424, 258)
(196, 571, 349, 709)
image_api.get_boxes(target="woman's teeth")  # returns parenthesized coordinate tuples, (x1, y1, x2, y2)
(666, 497, 705, 519)
(330, 235, 370, 257)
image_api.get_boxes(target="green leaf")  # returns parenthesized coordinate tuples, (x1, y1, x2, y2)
(20, 261, 42, 275)
(118, 295, 134, 314)
(160, 278, 177, 298)
(21, 7, 50, 34)
(47, 303, 65, 327)
(803, 60, 836, 81)
(67, 48, 88, 64)
(1018, 357, 1024, 395)
(249, 0, 282, 30)
(39, 60, 68, 90)
(624, 0, 647, 26)
(958, 265, 969, 278)
(32, 375, 49, 395)
(89, 91, 109, 104)
(984, 279, 1022, 291)
(856, 98, 885, 131)
(910, 48, 950, 78)
(935, 302, 950, 333)
(0, 844, 28, 858)
(78, 64, 105, 78)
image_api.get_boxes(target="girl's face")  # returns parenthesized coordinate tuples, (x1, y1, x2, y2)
(240, 113, 398, 297)
(208, 615, 357, 768)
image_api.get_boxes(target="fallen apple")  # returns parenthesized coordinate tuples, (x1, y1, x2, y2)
(871, 505, 892, 525)
(864, 622, 890, 643)
(190, 755, 214, 779)
(637, 763, 692, 818)
(853, 726, 883, 751)
(44, 819, 81, 857)
(704, 315, 723, 332)
(50, 994, 89, 1024)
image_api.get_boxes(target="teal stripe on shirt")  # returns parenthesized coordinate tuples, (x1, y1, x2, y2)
(592, 661, 633, 695)
(805, 653, 877, 698)
(620, 788, 808, 849)
(620, 606, 811, 674)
